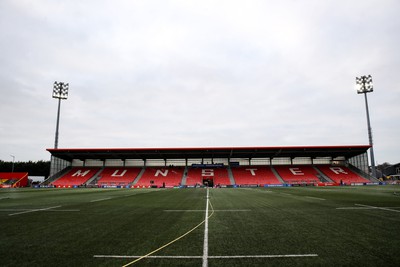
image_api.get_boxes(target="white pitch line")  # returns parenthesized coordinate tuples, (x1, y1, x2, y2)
(164, 210, 205, 212)
(336, 205, 400, 211)
(94, 254, 318, 259)
(0, 209, 32, 211)
(1, 208, 79, 212)
(336, 207, 376, 210)
(8, 206, 61, 216)
(46, 209, 81, 212)
(211, 210, 251, 212)
(208, 254, 319, 258)
(305, 196, 326, 201)
(203, 188, 209, 267)
(90, 197, 112, 203)
(94, 255, 203, 259)
(164, 210, 251, 212)
(355, 204, 400, 213)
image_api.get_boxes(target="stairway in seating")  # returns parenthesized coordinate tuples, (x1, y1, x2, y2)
(313, 166, 334, 183)
(86, 167, 105, 185)
(131, 167, 146, 186)
(347, 164, 380, 183)
(227, 166, 236, 185)
(270, 166, 285, 184)
(181, 166, 188, 186)
(42, 166, 72, 186)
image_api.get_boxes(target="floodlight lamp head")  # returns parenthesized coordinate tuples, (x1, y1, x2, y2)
(52, 81, 69, 99)
(356, 75, 373, 94)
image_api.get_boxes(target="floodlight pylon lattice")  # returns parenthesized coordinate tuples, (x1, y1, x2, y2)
(53, 81, 69, 149)
(356, 75, 373, 94)
(53, 81, 69, 99)
(356, 75, 376, 178)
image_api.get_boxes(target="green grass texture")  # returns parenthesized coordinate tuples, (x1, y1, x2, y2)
(1, 186, 400, 267)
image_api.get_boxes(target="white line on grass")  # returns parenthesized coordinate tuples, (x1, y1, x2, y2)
(336, 207, 376, 210)
(90, 197, 112, 203)
(203, 188, 210, 267)
(336, 205, 400, 212)
(119, 188, 214, 267)
(305, 196, 326, 201)
(164, 210, 251, 212)
(46, 209, 80, 212)
(164, 210, 205, 212)
(208, 254, 319, 258)
(2, 208, 79, 212)
(8, 206, 61, 216)
(1, 209, 31, 211)
(355, 204, 400, 213)
(94, 254, 318, 259)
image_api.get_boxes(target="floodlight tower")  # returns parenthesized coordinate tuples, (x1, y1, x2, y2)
(52, 81, 69, 149)
(356, 75, 376, 178)
(10, 155, 15, 172)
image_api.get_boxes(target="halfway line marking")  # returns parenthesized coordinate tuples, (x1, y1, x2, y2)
(164, 210, 250, 212)
(203, 188, 210, 267)
(120, 188, 214, 267)
(94, 254, 318, 259)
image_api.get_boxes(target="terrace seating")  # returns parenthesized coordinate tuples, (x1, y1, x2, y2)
(185, 168, 204, 187)
(231, 166, 282, 185)
(135, 167, 184, 188)
(212, 168, 231, 186)
(52, 167, 100, 187)
(274, 165, 320, 184)
(185, 167, 231, 186)
(317, 165, 370, 184)
(97, 167, 142, 186)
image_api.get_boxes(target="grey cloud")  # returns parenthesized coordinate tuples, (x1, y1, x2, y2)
(0, 0, 399, 163)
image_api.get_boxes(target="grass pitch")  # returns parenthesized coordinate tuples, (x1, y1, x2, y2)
(1, 186, 400, 267)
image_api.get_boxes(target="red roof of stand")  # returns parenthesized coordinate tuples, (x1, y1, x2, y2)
(47, 145, 371, 162)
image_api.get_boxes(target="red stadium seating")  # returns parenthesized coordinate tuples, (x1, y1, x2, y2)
(274, 165, 320, 184)
(231, 166, 282, 185)
(135, 167, 184, 188)
(185, 168, 204, 187)
(317, 165, 370, 184)
(52, 167, 100, 187)
(212, 168, 231, 186)
(185, 168, 231, 187)
(97, 167, 142, 186)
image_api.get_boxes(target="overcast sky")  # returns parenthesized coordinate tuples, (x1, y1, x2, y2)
(0, 0, 399, 164)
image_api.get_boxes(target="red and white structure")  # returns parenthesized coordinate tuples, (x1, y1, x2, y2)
(46, 145, 375, 188)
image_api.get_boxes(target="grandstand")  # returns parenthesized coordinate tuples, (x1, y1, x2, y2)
(46, 145, 376, 187)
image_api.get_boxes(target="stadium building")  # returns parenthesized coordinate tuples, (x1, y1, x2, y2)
(0, 172, 29, 188)
(45, 145, 377, 188)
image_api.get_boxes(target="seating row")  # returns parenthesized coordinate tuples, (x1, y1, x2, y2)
(51, 165, 370, 187)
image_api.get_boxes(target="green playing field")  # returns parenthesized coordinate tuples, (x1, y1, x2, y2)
(1, 186, 399, 267)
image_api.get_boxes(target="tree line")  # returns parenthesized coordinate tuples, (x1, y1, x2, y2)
(0, 160, 50, 177)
